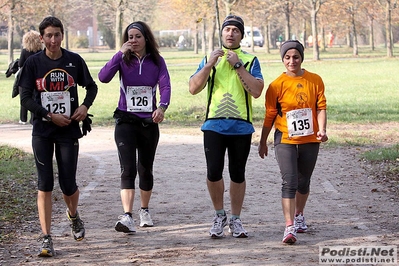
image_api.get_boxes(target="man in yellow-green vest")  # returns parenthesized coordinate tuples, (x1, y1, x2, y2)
(189, 15, 264, 239)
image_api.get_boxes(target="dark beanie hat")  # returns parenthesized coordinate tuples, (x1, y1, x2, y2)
(221, 15, 245, 40)
(280, 40, 304, 62)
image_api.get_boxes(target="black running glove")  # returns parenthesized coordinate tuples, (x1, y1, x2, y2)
(82, 114, 93, 136)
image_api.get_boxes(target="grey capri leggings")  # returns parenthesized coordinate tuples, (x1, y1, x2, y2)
(274, 142, 320, 199)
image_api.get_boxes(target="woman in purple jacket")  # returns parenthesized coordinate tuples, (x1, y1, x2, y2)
(98, 21, 171, 233)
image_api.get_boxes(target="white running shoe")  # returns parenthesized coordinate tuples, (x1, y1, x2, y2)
(139, 209, 154, 227)
(209, 213, 228, 238)
(282, 225, 297, 244)
(294, 213, 308, 233)
(115, 214, 136, 233)
(228, 218, 248, 238)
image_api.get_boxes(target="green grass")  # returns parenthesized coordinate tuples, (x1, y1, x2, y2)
(0, 145, 37, 241)
(361, 144, 399, 162)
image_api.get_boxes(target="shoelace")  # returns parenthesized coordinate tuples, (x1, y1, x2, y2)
(286, 225, 296, 234)
(212, 215, 225, 228)
(231, 219, 244, 231)
(118, 215, 133, 224)
(71, 218, 84, 231)
(37, 235, 51, 242)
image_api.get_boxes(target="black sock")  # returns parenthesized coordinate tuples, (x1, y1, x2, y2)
(125, 212, 132, 217)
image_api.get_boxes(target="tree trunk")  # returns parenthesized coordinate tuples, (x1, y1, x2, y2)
(351, 12, 358, 56)
(369, 17, 374, 51)
(201, 20, 206, 55)
(194, 23, 199, 54)
(115, 0, 124, 52)
(7, 0, 16, 63)
(302, 19, 307, 48)
(265, 23, 270, 54)
(311, 9, 319, 60)
(385, 1, 393, 57)
(209, 17, 216, 52)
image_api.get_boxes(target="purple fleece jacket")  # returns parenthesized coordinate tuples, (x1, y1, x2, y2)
(98, 51, 171, 119)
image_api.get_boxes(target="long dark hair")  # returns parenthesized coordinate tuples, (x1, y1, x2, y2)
(122, 21, 160, 66)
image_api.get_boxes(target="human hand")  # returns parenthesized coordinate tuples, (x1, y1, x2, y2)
(120, 41, 132, 53)
(225, 50, 239, 67)
(208, 49, 224, 66)
(317, 131, 328, 142)
(51, 113, 72, 127)
(258, 144, 268, 159)
(71, 105, 88, 122)
(152, 107, 165, 124)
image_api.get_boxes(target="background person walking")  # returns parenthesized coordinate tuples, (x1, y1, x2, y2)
(17, 30, 43, 124)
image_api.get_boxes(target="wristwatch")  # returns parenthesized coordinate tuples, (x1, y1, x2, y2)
(234, 61, 243, 69)
(158, 106, 166, 112)
(45, 113, 52, 122)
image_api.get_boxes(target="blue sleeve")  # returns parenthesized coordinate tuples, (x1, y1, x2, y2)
(250, 57, 263, 80)
(190, 56, 207, 78)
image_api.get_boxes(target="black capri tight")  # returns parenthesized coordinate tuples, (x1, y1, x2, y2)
(274, 142, 320, 199)
(203, 130, 252, 183)
(115, 121, 159, 191)
(32, 136, 79, 196)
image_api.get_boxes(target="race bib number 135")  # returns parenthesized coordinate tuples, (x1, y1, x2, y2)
(286, 108, 314, 137)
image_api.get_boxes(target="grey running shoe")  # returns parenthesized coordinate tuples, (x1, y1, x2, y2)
(66, 209, 85, 241)
(115, 214, 136, 233)
(139, 209, 154, 227)
(282, 225, 297, 244)
(209, 213, 228, 238)
(228, 218, 248, 238)
(294, 213, 308, 233)
(38, 234, 55, 257)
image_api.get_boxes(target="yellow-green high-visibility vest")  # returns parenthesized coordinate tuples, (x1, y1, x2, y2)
(206, 49, 256, 123)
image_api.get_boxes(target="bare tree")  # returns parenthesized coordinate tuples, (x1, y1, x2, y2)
(301, 0, 326, 60)
(346, 2, 359, 56)
(377, 0, 397, 57)
(222, 0, 238, 15)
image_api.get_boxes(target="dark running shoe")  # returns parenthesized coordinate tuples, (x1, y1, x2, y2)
(66, 209, 85, 241)
(38, 234, 55, 257)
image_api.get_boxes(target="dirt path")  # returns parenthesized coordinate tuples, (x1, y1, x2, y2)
(0, 123, 398, 265)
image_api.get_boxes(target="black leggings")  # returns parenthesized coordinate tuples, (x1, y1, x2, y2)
(274, 142, 320, 198)
(203, 130, 252, 183)
(115, 121, 159, 191)
(32, 136, 79, 196)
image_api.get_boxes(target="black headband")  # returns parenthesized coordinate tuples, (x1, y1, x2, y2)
(280, 40, 304, 62)
(221, 19, 244, 39)
(127, 23, 146, 38)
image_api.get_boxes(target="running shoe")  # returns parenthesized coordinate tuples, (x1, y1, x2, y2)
(228, 218, 248, 238)
(66, 209, 85, 241)
(282, 225, 297, 244)
(38, 234, 55, 257)
(139, 209, 154, 227)
(209, 213, 228, 238)
(115, 214, 136, 233)
(294, 213, 308, 233)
